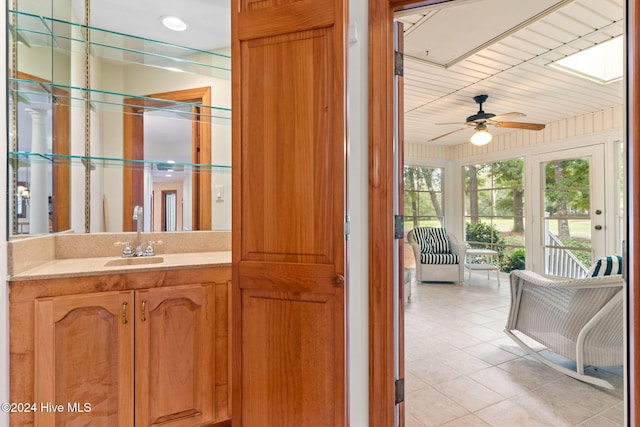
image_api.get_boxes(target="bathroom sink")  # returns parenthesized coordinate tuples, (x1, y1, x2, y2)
(104, 256, 164, 267)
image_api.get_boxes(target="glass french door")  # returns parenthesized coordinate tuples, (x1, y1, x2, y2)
(538, 146, 606, 278)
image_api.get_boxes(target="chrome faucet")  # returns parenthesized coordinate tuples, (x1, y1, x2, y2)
(114, 206, 161, 257)
(133, 205, 144, 256)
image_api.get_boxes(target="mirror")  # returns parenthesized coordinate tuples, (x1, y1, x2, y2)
(7, 0, 232, 237)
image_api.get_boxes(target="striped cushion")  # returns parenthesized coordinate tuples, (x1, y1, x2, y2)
(426, 227, 450, 254)
(421, 253, 459, 264)
(412, 227, 431, 254)
(586, 255, 623, 277)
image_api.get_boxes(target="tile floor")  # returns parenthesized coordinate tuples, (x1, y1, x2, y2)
(403, 270, 625, 427)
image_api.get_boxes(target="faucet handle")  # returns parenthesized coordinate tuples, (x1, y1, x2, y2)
(144, 240, 163, 256)
(114, 241, 133, 257)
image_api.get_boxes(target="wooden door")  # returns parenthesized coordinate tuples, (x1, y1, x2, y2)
(232, 0, 348, 425)
(34, 291, 134, 426)
(135, 284, 215, 427)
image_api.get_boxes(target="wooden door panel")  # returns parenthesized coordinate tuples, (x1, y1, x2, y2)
(135, 284, 215, 427)
(233, 0, 347, 423)
(240, 288, 343, 426)
(238, 261, 338, 293)
(240, 28, 340, 264)
(34, 291, 134, 426)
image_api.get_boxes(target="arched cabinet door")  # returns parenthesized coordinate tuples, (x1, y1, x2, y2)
(35, 291, 134, 426)
(231, 0, 349, 425)
(134, 284, 216, 427)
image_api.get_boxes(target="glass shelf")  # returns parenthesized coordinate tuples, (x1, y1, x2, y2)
(9, 9, 231, 79)
(9, 151, 232, 173)
(9, 77, 232, 123)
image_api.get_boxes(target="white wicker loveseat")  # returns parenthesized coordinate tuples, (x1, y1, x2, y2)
(407, 227, 466, 284)
(505, 256, 624, 389)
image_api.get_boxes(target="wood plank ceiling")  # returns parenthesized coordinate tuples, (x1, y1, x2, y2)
(396, 0, 624, 146)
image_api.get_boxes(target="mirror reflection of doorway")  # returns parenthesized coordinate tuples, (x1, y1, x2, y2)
(162, 190, 177, 232)
(145, 106, 190, 232)
(123, 86, 212, 232)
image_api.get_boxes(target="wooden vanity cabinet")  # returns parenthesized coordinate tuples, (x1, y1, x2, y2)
(135, 284, 215, 426)
(10, 266, 231, 427)
(34, 291, 135, 426)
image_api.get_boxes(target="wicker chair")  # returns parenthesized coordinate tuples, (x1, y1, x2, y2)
(505, 268, 624, 389)
(407, 227, 466, 284)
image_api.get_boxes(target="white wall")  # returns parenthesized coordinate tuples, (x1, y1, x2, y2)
(348, 0, 369, 425)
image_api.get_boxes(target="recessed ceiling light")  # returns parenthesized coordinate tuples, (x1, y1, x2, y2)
(162, 16, 187, 32)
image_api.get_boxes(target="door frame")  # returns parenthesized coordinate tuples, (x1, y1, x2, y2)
(161, 189, 177, 232)
(368, 0, 639, 424)
(530, 145, 607, 275)
(123, 87, 211, 231)
(368, 2, 462, 423)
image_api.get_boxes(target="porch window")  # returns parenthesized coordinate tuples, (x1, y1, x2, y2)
(464, 158, 525, 272)
(404, 165, 444, 229)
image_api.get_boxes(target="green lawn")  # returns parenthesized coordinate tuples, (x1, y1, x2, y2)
(406, 218, 592, 242)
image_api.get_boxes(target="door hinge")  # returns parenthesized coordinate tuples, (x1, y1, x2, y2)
(344, 215, 351, 240)
(394, 51, 404, 76)
(395, 378, 404, 405)
(394, 215, 404, 239)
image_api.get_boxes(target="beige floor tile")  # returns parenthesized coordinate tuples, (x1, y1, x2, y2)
(576, 416, 622, 427)
(433, 330, 484, 350)
(405, 336, 459, 362)
(464, 324, 506, 342)
(434, 376, 504, 412)
(487, 335, 529, 357)
(406, 356, 464, 386)
(404, 370, 428, 393)
(496, 358, 563, 388)
(405, 385, 470, 426)
(462, 342, 521, 365)
(404, 273, 625, 426)
(441, 414, 491, 426)
(467, 366, 533, 398)
(475, 399, 570, 427)
(599, 402, 625, 425)
(432, 350, 493, 375)
(405, 411, 427, 427)
(510, 389, 597, 426)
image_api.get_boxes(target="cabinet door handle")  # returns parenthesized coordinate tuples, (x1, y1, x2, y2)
(141, 300, 147, 322)
(122, 302, 128, 324)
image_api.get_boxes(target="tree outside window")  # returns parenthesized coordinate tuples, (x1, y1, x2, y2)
(464, 159, 525, 272)
(404, 166, 444, 229)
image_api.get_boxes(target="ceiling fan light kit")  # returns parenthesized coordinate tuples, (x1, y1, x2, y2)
(429, 94, 546, 144)
(470, 123, 492, 145)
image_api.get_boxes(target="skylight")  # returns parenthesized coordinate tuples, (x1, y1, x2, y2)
(549, 36, 623, 84)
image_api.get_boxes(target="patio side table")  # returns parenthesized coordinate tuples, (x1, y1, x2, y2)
(464, 248, 501, 286)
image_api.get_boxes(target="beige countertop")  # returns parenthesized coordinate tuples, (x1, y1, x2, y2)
(9, 251, 232, 281)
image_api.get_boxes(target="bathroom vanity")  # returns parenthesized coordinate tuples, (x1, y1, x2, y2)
(6, 1, 234, 425)
(8, 232, 232, 426)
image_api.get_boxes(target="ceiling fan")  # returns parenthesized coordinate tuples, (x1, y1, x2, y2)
(429, 94, 546, 145)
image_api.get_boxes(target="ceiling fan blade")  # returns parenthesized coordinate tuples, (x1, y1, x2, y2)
(487, 112, 526, 122)
(494, 121, 546, 130)
(435, 122, 474, 126)
(428, 127, 468, 142)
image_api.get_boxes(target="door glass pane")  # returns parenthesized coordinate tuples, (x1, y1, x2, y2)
(543, 157, 591, 277)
